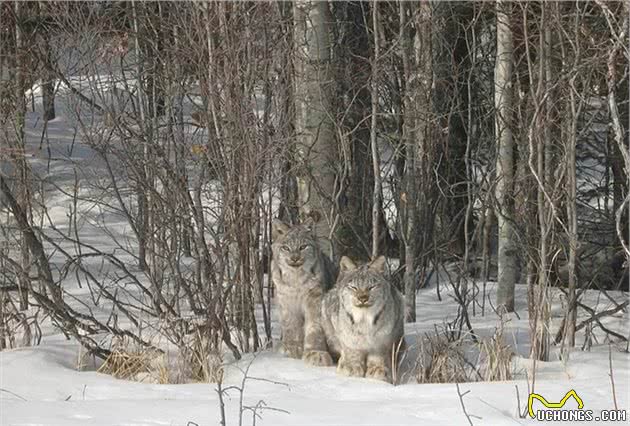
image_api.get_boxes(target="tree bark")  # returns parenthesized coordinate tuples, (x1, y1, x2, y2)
(563, 79, 578, 349)
(41, 36, 55, 122)
(335, 1, 374, 260)
(131, 0, 149, 271)
(14, 1, 30, 311)
(400, 1, 433, 322)
(370, 2, 382, 260)
(494, 0, 517, 313)
(433, 2, 473, 256)
(293, 1, 337, 257)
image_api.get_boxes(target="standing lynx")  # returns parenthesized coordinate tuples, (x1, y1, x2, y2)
(321, 256, 404, 383)
(271, 220, 336, 366)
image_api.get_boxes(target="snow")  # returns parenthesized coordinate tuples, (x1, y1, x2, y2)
(1, 281, 628, 426)
(1, 76, 629, 426)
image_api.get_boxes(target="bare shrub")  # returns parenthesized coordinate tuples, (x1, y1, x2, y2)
(0, 296, 41, 350)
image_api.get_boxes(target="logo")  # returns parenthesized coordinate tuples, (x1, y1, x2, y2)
(528, 390, 627, 422)
(528, 390, 584, 419)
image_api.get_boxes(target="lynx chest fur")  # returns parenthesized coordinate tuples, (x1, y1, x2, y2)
(271, 220, 336, 366)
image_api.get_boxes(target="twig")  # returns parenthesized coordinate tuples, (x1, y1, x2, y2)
(608, 343, 618, 410)
(576, 301, 629, 333)
(216, 379, 227, 426)
(0, 388, 27, 401)
(456, 383, 479, 426)
(575, 300, 628, 342)
(245, 376, 291, 390)
(514, 385, 527, 419)
(217, 353, 289, 426)
(244, 401, 290, 426)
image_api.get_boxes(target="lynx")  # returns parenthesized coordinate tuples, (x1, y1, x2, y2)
(321, 256, 404, 383)
(271, 220, 337, 366)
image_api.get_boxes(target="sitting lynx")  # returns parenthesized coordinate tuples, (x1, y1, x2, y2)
(321, 256, 404, 383)
(271, 220, 336, 366)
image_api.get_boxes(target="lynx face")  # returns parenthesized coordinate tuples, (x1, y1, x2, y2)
(339, 267, 388, 309)
(272, 223, 319, 272)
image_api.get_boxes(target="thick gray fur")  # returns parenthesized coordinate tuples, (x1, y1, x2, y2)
(321, 256, 404, 383)
(271, 220, 337, 366)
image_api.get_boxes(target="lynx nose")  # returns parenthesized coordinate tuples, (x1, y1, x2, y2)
(356, 293, 369, 304)
(290, 254, 301, 263)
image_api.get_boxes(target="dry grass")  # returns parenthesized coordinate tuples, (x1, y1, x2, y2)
(415, 319, 514, 384)
(96, 327, 225, 384)
(97, 337, 168, 383)
(478, 324, 514, 382)
(391, 337, 406, 385)
(187, 328, 224, 383)
(416, 330, 478, 384)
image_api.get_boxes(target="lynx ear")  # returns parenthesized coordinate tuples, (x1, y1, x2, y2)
(308, 209, 321, 224)
(272, 220, 290, 240)
(369, 256, 387, 273)
(339, 256, 357, 273)
(301, 210, 321, 231)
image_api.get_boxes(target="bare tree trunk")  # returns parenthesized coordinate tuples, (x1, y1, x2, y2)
(14, 2, 30, 311)
(603, 1, 630, 258)
(400, 1, 433, 322)
(171, 24, 191, 258)
(293, 1, 337, 257)
(41, 36, 55, 122)
(36, 1, 56, 122)
(433, 2, 473, 256)
(529, 2, 553, 361)
(563, 83, 578, 349)
(277, 1, 299, 225)
(399, 1, 414, 322)
(339, 3, 371, 259)
(494, 0, 517, 313)
(131, 0, 149, 271)
(370, 2, 381, 260)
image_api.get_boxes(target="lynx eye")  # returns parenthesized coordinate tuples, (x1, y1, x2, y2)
(348, 285, 358, 291)
(299, 244, 309, 251)
(280, 246, 289, 252)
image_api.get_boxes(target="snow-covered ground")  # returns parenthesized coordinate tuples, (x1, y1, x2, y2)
(1, 283, 628, 426)
(1, 77, 629, 426)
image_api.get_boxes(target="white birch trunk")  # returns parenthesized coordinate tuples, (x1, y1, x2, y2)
(293, 1, 337, 257)
(494, 0, 517, 313)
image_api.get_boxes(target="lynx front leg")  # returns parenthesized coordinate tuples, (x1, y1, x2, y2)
(279, 306, 304, 359)
(302, 297, 333, 366)
(337, 349, 366, 377)
(366, 353, 391, 383)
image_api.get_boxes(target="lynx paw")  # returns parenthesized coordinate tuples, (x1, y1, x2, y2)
(366, 364, 391, 383)
(337, 361, 365, 377)
(303, 350, 333, 367)
(280, 343, 303, 359)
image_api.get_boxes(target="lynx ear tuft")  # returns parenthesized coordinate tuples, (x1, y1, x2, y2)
(339, 256, 357, 273)
(272, 220, 290, 240)
(369, 256, 387, 273)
